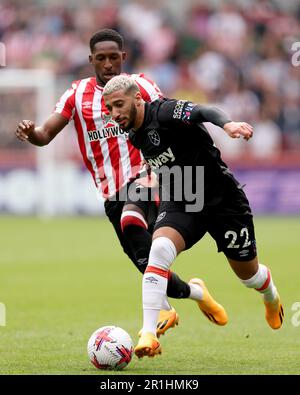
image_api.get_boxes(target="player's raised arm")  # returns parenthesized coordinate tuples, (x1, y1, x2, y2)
(15, 112, 68, 146)
(188, 104, 253, 141)
(159, 100, 253, 141)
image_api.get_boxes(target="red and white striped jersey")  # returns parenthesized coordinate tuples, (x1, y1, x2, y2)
(54, 73, 162, 199)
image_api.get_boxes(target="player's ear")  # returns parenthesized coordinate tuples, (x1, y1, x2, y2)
(122, 51, 126, 61)
(135, 91, 142, 104)
(89, 54, 93, 64)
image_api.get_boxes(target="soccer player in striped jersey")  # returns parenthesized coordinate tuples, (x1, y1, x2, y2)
(15, 29, 217, 337)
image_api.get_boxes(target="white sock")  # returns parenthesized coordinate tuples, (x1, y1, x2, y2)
(161, 297, 172, 311)
(142, 237, 177, 335)
(240, 264, 278, 302)
(189, 282, 204, 301)
(142, 272, 168, 334)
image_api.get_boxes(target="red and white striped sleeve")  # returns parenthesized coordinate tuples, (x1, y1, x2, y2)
(54, 80, 79, 121)
(131, 73, 163, 102)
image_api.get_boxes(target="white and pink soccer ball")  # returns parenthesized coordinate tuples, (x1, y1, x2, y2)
(87, 326, 134, 370)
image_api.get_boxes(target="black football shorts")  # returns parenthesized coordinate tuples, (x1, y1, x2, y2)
(153, 188, 257, 262)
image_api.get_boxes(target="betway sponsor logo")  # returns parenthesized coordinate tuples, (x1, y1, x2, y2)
(87, 126, 127, 141)
(147, 147, 175, 169)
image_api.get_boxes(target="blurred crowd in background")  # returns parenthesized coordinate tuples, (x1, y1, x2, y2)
(0, 0, 300, 161)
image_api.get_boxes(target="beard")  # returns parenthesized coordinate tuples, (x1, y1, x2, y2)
(121, 103, 137, 131)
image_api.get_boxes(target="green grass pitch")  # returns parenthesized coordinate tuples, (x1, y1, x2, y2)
(0, 216, 300, 375)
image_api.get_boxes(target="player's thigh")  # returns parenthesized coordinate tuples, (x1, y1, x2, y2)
(104, 199, 124, 224)
(153, 201, 207, 251)
(208, 212, 257, 262)
(123, 187, 158, 234)
(153, 226, 186, 254)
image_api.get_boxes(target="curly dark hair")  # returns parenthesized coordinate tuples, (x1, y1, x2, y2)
(89, 29, 124, 52)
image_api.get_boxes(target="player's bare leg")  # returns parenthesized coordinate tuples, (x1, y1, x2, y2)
(228, 256, 284, 329)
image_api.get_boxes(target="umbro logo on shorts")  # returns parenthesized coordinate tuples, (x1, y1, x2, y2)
(156, 211, 166, 223)
(239, 249, 249, 257)
(137, 258, 148, 266)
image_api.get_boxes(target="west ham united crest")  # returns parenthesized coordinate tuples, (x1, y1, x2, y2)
(148, 130, 160, 146)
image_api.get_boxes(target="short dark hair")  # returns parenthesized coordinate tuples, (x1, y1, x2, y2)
(89, 29, 124, 52)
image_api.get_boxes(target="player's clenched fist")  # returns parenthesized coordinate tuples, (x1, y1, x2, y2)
(223, 121, 253, 141)
(15, 120, 35, 141)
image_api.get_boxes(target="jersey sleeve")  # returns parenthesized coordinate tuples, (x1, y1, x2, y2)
(54, 80, 78, 121)
(131, 73, 163, 102)
(158, 99, 231, 128)
(157, 99, 195, 124)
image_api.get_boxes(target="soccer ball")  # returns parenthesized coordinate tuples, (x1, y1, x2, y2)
(87, 326, 134, 370)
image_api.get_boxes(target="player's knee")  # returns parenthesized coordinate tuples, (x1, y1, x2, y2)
(148, 237, 177, 271)
(120, 210, 148, 233)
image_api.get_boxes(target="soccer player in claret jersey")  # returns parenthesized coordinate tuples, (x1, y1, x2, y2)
(103, 75, 284, 358)
(15, 29, 225, 337)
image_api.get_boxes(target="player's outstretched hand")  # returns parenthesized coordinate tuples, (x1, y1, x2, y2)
(135, 171, 158, 188)
(223, 121, 253, 141)
(15, 120, 35, 141)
